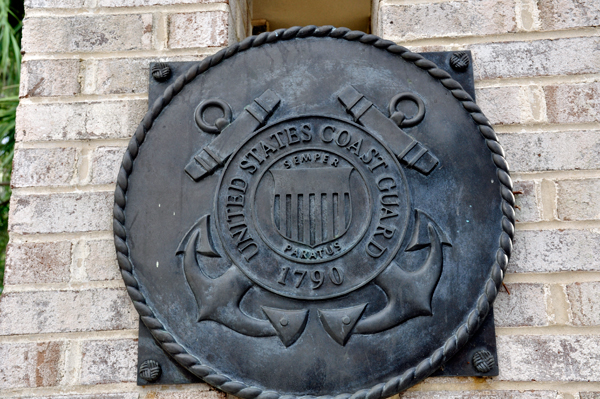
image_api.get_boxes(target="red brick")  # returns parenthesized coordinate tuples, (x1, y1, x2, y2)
(0, 341, 64, 389)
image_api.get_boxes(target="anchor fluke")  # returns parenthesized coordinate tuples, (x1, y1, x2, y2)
(262, 307, 309, 347)
(318, 304, 367, 346)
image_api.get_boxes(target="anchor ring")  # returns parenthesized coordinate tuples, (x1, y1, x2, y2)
(195, 98, 233, 133)
(388, 92, 426, 128)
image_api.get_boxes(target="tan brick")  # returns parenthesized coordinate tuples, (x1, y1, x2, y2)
(0, 341, 65, 389)
(470, 37, 600, 80)
(566, 282, 600, 326)
(580, 393, 600, 399)
(545, 82, 600, 124)
(20, 59, 81, 98)
(80, 339, 137, 384)
(539, 0, 600, 30)
(510, 229, 600, 273)
(494, 283, 548, 327)
(497, 335, 600, 381)
(99, 0, 220, 5)
(25, 0, 90, 7)
(513, 181, 541, 223)
(500, 130, 600, 172)
(12, 148, 78, 187)
(22, 14, 153, 53)
(93, 56, 207, 95)
(9, 192, 113, 234)
(89, 147, 126, 185)
(16, 100, 146, 142)
(168, 11, 229, 49)
(142, 390, 224, 399)
(556, 179, 600, 221)
(0, 288, 136, 335)
(476, 86, 522, 125)
(229, 0, 250, 40)
(21, 395, 138, 399)
(95, 58, 151, 95)
(4, 241, 72, 285)
(380, 0, 516, 41)
(83, 240, 120, 281)
(398, 391, 560, 399)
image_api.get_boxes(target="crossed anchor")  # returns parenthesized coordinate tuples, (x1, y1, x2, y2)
(177, 87, 451, 347)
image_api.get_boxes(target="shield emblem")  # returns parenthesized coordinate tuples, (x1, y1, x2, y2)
(270, 167, 353, 247)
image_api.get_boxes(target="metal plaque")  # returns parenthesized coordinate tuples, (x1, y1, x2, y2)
(115, 26, 514, 398)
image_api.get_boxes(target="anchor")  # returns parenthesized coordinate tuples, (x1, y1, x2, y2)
(317, 210, 451, 345)
(178, 215, 309, 347)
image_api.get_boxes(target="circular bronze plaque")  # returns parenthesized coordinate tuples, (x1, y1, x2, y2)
(115, 26, 514, 398)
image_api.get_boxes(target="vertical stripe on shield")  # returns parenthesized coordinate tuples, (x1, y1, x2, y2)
(270, 167, 353, 247)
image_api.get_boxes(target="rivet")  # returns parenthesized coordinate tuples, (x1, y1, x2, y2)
(152, 62, 171, 82)
(280, 317, 289, 326)
(472, 349, 495, 373)
(450, 51, 469, 72)
(342, 316, 351, 325)
(139, 359, 161, 382)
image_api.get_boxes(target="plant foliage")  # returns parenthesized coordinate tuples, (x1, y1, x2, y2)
(0, 0, 22, 294)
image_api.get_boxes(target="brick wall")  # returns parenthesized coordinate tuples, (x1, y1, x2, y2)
(1, 0, 249, 398)
(373, 0, 600, 398)
(1, 0, 599, 398)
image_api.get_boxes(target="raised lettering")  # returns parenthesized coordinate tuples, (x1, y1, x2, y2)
(240, 158, 258, 174)
(346, 139, 363, 156)
(335, 130, 351, 146)
(321, 126, 335, 143)
(270, 131, 286, 148)
(376, 176, 396, 192)
(374, 225, 395, 239)
(366, 240, 387, 258)
(301, 124, 313, 141)
(286, 127, 301, 144)
(380, 206, 399, 220)
(260, 140, 278, 158)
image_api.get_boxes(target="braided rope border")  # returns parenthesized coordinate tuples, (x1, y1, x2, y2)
(114, 25, 514, 399)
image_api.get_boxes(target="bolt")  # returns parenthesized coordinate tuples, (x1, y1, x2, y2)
(152, 62, 171, 82)
(139, 359, 162, 382)
(472, 349, 495, 373)
(450, 51, 469, 72)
